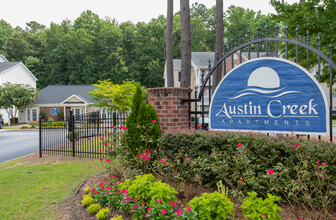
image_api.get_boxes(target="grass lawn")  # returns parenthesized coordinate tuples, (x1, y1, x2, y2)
(0, 154, 103, 219)
(333, 120, 336, 125)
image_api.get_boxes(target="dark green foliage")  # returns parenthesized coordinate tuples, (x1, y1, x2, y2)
(39, 111, 46, 119)
(125, 84, 161, 156)
(159, 129, 336, 208)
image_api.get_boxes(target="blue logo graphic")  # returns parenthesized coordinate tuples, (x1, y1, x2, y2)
(209, 58, 329, 135)
(50, 108, 60, 115)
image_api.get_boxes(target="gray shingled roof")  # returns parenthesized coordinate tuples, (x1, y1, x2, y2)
(35, 85, 97, 104)
(191, 52, 215, 68)
(0, 62, 20, 72)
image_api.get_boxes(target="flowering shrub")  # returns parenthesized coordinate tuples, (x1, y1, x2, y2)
(146, 199, 175, 220)
(241, 192, 282, 220)
(28, 120, 39, 128)
(159, 129, 336, 208)
(188, 191, 235, 219)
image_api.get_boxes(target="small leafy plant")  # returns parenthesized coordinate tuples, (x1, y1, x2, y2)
(188, 191, 235, 219)
(87, 204, 102, 214)
(148, 181, 178, 205)
(241, 192, 282, 220)
(96, 207, 110, 220)
(82, 196, 95, 207)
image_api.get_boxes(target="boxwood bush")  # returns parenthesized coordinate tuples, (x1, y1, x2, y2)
(159, 129, 336, 208)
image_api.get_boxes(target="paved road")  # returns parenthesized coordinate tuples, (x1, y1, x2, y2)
(0, 130, 39, 163)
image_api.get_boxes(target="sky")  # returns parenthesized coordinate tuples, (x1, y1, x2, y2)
(0, 0, 299, 29)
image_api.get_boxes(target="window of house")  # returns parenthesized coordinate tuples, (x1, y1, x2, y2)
(27, 109, 31, 121)
(178, 72, 181, 82)
(26, 108, 38, 122)
(72, 108, 83, 119)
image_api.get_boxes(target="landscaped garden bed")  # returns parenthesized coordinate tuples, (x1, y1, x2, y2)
(73, 84, 336, 220)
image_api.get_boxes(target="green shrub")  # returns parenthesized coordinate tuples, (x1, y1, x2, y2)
(57, 111, 64, 121)
(188, 191, 235, 219)
(125, 84, 161, 157)
(159, 129, 336, 208)
(82, 196, 95, 207)
(21, 126, 29, 129)
(241, 192, 282, 220)
(110, 215, 123, 220)
(148, 181, 178, 205)
(66, 131, 79, 140)
(84, 186, 90, 194)
(96, 207, 110, 220)
(39, 111, 46, 119)
(87, 204, 102, 214)
(120, 174, 155, 204)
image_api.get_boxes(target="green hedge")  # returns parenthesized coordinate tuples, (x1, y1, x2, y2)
(159, 129, 336, 208)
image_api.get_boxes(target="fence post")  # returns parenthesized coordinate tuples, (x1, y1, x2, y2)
(97, 111, 100, 136)
(113, 112, 117, 128)
(69, 111, 75, 157)
(39, 116, 42, 158)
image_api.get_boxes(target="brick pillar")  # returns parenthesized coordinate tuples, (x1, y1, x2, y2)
(147, 87, 190, 132)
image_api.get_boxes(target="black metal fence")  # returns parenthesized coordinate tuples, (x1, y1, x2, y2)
(186, 25, 336, 142)
(39, 111, 129, 158)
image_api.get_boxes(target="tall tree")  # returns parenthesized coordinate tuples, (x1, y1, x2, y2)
(180, 0, 191, 88)
(166, 0, 174, 87)
(214, 0, 224, 90)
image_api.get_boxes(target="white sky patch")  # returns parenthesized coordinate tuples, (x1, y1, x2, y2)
(0, 0, 299, 28)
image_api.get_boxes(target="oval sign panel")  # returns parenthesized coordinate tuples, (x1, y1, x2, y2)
(209, 58, 329, 135)
(50, 108, 60, 115)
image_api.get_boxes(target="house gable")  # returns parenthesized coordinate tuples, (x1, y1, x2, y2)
(0, 55, 8, 62)
(0, 63, 37, 88)
(62, 94, 87, 104)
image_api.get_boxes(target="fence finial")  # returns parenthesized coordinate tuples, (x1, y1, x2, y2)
(275, 25, 278, 38)
(256, 26, 260, 39)
(285, 26, 288, 38)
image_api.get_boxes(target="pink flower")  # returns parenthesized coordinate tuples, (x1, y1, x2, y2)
(129, 210, 132, 214)
(237, 144, 242, 147)
(317, 160, 320, 163)
(106, 159, 110, 163)
(137, 123, 139, 126)
(96, 192, 100, 195)
(111, 125, 114, 128)
(141, 202, 146, 206)
(155, 199, 162, 203)
(186, 206, 192, 212)
(176, 210, 183, 215)
(122, 126, 127, 130)
(152, 120, 156, 123)
(133, 198, 139, 202)
(263, 214, 266, 217)
(106, 191, 110, 194)
(321, 163, 326, 166)
(169, 201, 176, 207)
(105, 144, 108, 146)
(238, 178, 242, 182)
(163, 162, 167, 165)
(147, 207, 152, 211)
(100, 137, 104, 140)
(161, 209, 167, 215)
(134, 205, 139, 208)
(160, 157, 165, 162)
(111, 176, 116, 179)
(268, 169, 274, 175)
(291, 179, 295, 183)
(143, 156, 151, 161)
(125, 149, 128, 152)
(298, 219, 303, 220)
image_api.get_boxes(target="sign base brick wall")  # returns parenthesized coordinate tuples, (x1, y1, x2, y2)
(147, 87, 190, 132)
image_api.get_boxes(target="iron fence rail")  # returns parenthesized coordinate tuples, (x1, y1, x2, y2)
(39, 111, 129, 158)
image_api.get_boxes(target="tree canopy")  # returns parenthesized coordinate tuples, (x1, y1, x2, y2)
(0, 82, 38, 119)
(271, 0, 336, 84)
(0, 4, 278, 89)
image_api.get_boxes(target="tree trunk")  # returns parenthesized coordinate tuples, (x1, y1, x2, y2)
(180, 0, 191, 88)
(166, 0, 174, 87)
(213, 0, 224, 92)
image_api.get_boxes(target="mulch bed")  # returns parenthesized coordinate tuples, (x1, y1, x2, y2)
(58, 168, 336, 220)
